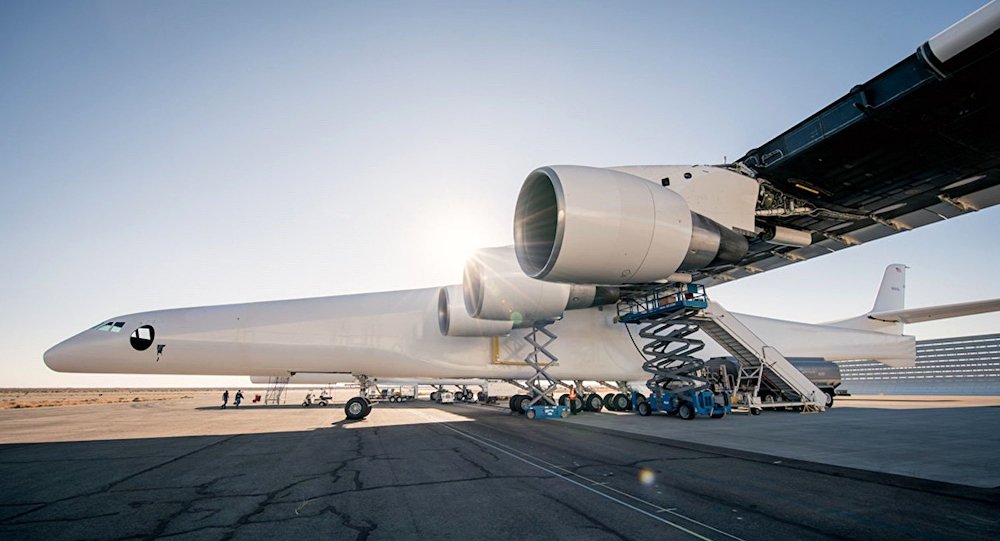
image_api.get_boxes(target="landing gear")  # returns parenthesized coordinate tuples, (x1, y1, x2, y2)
(612, 393, 630, 411)
(603, 393, 616, 410)
(509, 394, 532, 414)
(345, 375, 374, 420)
(345, 396, 371, 420)
(584, 393, 603, 412)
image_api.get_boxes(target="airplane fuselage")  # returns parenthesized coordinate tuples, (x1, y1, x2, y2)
(44, 286, 915, 380)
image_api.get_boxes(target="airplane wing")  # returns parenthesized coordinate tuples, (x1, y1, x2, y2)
(695, 2, 1000, 287)
(869, 298, 1000, 324)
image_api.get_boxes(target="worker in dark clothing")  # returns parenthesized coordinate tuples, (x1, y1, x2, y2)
(221, 390, 229, 409)
(234, 390, 244, 408)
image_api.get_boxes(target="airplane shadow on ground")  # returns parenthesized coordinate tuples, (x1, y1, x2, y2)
(1, 403, 998, 541)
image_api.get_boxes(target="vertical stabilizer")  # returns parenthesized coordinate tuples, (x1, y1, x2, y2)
(825, 264, 906, 335)
(872, 264, 906, 312)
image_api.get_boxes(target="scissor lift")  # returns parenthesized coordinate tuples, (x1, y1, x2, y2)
(617, 284, 731, 420)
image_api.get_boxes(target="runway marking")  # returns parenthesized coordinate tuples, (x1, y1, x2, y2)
(414, 410, 744, 541)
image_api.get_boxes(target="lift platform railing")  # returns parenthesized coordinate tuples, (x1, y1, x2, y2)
(615, 284, 708, 324)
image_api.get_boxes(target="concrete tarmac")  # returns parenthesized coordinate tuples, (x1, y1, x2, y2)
(564, 395, 1000, 488)
(1, 397, 998, 540)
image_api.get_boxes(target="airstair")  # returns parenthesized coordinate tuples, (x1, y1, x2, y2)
(617, 285, 825, 414)
(264, 376, 289, 405)
(693, 301, 826, 411)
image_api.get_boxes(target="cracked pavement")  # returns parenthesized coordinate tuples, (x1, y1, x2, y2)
(1, 397, 998, 540)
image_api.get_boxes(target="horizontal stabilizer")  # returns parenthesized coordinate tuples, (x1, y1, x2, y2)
(869, 298, 1000, 324)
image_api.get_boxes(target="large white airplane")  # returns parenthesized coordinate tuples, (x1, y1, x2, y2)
(44, 2, 1000, 420)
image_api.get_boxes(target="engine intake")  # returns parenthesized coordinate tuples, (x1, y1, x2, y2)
(438, 285, 513, 337)
(513, 165, 748, 284)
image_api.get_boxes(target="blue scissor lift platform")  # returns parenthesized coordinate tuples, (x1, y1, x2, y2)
(617, 284, 731, 420)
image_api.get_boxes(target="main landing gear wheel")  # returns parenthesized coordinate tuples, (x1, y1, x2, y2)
(515, 395, 533, 414)
(637, 401, 652, 416)
(677, 402, 695, 421)
(585, 393, 603, 412)
(612, 393, 630, 411)
(345, 396, 371, 420)
(569, 397, 583, 414)
(558, 393, 570, 407)
(603, 393, 616, 410)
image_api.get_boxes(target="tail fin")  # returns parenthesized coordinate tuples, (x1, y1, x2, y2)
(872, 264, 907, 312)
(825, 264, 906, 334)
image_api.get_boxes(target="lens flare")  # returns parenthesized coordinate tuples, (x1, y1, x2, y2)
(638, 468, 656, 486)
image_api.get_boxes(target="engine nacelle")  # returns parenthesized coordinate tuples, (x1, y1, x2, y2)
(463, 246, 617, 325)
(438, 285, 513, 337)
(513, 165, 751, 284)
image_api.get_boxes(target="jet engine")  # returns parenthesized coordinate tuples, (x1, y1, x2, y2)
(462, 246, 618, 325)
(437, 285, 514, 337)
(513, 165, 751, 284)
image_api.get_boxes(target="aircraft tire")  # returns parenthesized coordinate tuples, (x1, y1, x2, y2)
(824, 390, 835, 408)
(678, 402, 695, 420)
(612, 393, 630, 411)
(516, 395, 533, 414)
(345, 397, 370, 420)
(637, 401, 652, 416)
(603, 393, 616, 410)
(558, 393, 570, 407)
(585, 394, 603, 412)
(508, 395, 519, 411)
(570, 397, 583, 414)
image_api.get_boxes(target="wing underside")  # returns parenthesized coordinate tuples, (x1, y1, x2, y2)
(693, 4, 1000, 287)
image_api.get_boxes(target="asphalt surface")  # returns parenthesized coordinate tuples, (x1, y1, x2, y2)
(1, 398, 998, 540)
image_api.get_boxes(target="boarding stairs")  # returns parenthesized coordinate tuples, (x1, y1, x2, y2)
(264, 376, 289, 405)
(617, 285, 825, 413)
(693, 302, 826, 412)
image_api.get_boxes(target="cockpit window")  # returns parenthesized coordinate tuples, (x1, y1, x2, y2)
(94, 321, 126, 332)
(130, 325, 155, 351)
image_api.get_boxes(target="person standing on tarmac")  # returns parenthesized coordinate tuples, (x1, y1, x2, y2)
(234, 390, 244, 408)
(221, 390, 229, 409)
(568, 384, 577, 404)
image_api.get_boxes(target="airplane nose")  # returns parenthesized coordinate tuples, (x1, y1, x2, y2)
(43, 339, 77, 372)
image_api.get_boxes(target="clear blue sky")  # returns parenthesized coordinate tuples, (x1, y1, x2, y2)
(2, 1, 997, 387)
